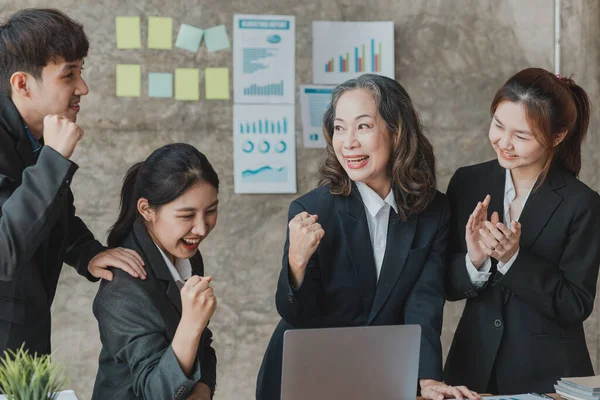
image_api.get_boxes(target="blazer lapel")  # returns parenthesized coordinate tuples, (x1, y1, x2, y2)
(15, 135, 36, 169)
(368, 209, 418, 323)
(487, 161, 506, 219)
(486, 162, 513, 308)
(517, 165, 564, 249)
(132, 219, 182, 314)
(190, 252, 205, 276)
(337, 187, 377, 314)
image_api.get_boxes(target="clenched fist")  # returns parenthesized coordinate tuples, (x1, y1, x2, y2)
(288, 212, 324, 287)
(180, 275, 217, 334)
(43, 114, 84, 159)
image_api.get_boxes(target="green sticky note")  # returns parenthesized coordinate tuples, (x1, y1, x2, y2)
(116, 64, 141, 97)
(116, 16, 141, 49)
(205, 68, 230, 100)
(204, 25, 230, 52)
(148, 17, 173, 49)
(175, 68, 200, 101)
(148, 72, 173, 98)
(175, 24, 204, 53)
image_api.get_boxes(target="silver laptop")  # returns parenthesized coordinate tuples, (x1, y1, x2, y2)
(281, 324, 421, 400)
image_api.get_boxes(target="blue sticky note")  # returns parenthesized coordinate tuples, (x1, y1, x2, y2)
(175, 24, 204, 53)
(148, 72, 173, 98)
(204, 25, 230, 52)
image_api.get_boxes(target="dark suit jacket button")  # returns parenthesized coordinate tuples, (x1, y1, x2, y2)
(494, 319, 502, 328)
(288, 294, 295, 304)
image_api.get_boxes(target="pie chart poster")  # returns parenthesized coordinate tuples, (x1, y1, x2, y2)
(233, 104, 297, 194)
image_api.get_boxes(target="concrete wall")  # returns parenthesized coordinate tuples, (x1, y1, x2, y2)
(0, 0, 597, 398)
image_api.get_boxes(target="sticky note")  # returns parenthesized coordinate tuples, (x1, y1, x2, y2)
(116, 64, 141, 97)
(203, 25, 230, 52)
(205, 68, 230, 100)
(175, 24, 204, 53)
(116, 17, 141, 49)
(148, 73, 173, 98)
(175, 68, 200, 101)
(148, 17, 173, 49)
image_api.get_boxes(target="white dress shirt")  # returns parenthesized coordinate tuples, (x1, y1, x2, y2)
(356, 182, 399, 281)
(467, 169, 534, 287)
(154, 242, 193, 288)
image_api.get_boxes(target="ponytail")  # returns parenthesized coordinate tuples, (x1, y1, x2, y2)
(107, 143, 220, 248)
(554, 81, 590, 177)
(490, 68, 591, 183)
(107, 162, 144, 248)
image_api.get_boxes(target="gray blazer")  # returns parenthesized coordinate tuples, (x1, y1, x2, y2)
(92, 219, 216, 400)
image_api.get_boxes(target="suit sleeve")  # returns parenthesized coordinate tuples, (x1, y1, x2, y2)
(445, 168, 481, 301)
(0, 146, 77, 281)
(275, 200, 323, 328)
(495, 192, 600, 324)
(63, 188, 106, 282)
(404, 196, 448, 381)
(94, 271, 205, 400)
(198, 325, 217, 395)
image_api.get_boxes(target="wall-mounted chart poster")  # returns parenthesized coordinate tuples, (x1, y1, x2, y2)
(234, 14, 296, 104)
(233, 104, 296, 194)
(300, 84, 334, 148)
(312, 21, 395, 85)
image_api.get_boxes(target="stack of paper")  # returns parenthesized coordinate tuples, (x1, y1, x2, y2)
(555, 376, 600, 400)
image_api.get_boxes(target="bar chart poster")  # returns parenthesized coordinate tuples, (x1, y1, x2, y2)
(233, 14, 295, 104)
(300, 84, 334, 148)
(233, 104, 296, 194)
(312, 21, 395, 84)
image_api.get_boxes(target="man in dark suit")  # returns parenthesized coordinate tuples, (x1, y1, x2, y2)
(0, 8, 146, 357)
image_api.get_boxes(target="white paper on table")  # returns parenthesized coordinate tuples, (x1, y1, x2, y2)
(447, 395, 549, 400)
(233, 104, 296, 194)
(299, 84, 334, 148)
(0, 390, 78, 399)
(233, 14, 295, 104)
(312, 21, 395, 85)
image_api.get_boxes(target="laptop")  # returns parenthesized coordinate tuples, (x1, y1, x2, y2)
(281, 324, 422, 400)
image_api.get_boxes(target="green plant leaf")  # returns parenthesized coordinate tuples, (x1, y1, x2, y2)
(0, 344, 67, 400)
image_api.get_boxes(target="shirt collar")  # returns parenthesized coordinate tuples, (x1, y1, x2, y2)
(153, 242, 191, 286)
(23, 124, 42, 155)
(356, 182, 398, 217)
(504, 169, 516, 203)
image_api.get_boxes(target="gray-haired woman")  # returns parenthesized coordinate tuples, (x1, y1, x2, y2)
(257, 74, 478, 400)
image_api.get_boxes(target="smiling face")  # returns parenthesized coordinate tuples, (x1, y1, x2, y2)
(489, 101, 549, 177)
(140, 181, 219, 262)
(331, 88, 394, 198)
(25, 57, 87, 121)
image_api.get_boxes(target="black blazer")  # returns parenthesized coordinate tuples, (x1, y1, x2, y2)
(0, 94, 103, 356)
(444, 160, 600, 394)
(257, 184, 449, 399)
(92, 219, 216, 400)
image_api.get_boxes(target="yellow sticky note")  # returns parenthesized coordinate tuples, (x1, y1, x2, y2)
(205, 68, 230, 100)
(148, 17, 173, 49)
(116, 17, 141, 49)
(175, 68, 200, 101)
(116, 64, 141, 97)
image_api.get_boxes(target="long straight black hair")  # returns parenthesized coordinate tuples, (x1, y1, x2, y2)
(107, 143, 219, 248)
